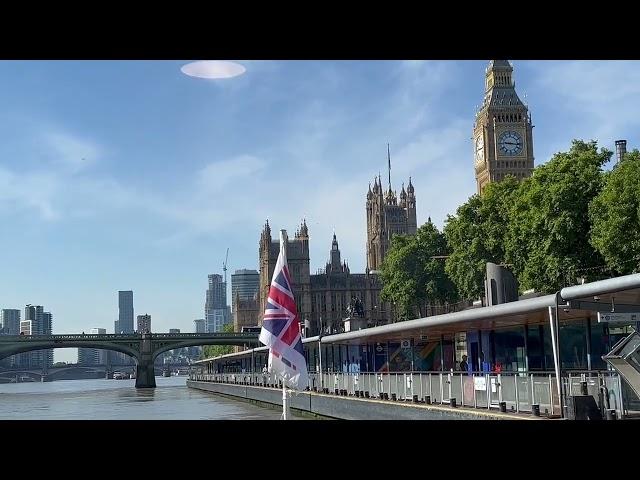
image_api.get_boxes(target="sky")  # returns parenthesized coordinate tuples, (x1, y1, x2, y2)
(1, 59, 639, 363)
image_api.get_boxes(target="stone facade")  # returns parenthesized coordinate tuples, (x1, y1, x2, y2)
(473, 60, 535, 194)
(258, 220, 392, 336)
(309, 233, 389, 334)
(258, 220, 311, 325)
(366, 175, 416, 271)
(233, 293, 260, 333)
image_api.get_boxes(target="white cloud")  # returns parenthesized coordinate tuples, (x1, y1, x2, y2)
(45, 132, 100, 172)
(530, 60, 640, 149)
(181, 61, 246, 80)
(197, 154, 266, 188)
(0, 167, 60, 220)
(0, 62, 480, 272)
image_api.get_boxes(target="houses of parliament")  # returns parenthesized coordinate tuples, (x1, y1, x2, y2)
(234, 60, 534, 335)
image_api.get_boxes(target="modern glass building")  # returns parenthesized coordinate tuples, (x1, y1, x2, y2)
(118, 291, 134, 334)
(231, 269, 259, 303)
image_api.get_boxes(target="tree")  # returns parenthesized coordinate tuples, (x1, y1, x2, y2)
(444, 176, 519, 300)
(202, 323, 235, 358)
(380, 220, 457, 321)
(505, 140, 610, 292)
(589, 149, 640, 274)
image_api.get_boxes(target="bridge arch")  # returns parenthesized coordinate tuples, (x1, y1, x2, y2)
(0, 341, 140, 363)
(0, 333, 259, 388)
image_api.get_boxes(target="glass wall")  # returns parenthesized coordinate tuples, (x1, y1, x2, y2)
(388, 342, 409, 372)
(589, 319, 608, 370)
(542, 324, 555, 371)
(454, 332, 468, 370)
(559, 319, 588, 369)
(412, 340, 441, 371)
(373, 342, 388, 372)
(442, 335, 455, 371)
(493, 326, 526, 372)
(526, 325, 545, 370)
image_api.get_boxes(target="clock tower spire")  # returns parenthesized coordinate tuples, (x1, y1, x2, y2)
(473, 60, 534, 194)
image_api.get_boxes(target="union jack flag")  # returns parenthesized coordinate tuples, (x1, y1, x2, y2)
(259, 229, 308, 390)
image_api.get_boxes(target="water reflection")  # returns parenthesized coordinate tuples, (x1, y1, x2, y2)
(0, 376, 291, 420)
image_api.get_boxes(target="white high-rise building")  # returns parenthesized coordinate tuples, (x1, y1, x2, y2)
(18, 305, 53, 368)
(136, 314, 151, 334)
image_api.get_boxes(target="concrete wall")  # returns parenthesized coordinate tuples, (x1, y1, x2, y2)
(187, 380, 538, 420)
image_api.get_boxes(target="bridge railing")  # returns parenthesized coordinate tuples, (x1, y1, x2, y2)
(189, 370, 631, 419)
(151, 333, 258, 339)
(0, 332, 260, 341)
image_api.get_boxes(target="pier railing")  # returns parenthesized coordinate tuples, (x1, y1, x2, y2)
(189, 369, 633, 419)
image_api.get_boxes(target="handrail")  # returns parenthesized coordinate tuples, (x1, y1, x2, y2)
(189, 369, 629, 419)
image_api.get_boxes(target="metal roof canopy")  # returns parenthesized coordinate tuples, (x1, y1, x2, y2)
(192, 335, 320, 364)
(322, 273, 640, 345)
(192, 274, 640, 362)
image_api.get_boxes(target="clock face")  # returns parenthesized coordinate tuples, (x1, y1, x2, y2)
(475, 135, 484, 162)
(498, 130, 523, 156)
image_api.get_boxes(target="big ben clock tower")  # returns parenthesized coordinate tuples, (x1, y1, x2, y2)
(473, 60, 534, 194)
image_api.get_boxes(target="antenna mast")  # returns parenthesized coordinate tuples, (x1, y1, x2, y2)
(387, 143, 391, 190)
(223, 247, 229, 285)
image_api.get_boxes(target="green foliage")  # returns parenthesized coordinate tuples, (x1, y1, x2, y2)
(444, 177, 519, 299)
(589, 149, 640, 274)
(380, 220, 457, 320)
(505, 140, 610, 292)
(202, 323, 235, 358)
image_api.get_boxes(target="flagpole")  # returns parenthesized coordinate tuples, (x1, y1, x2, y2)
(279, 229, 290, 421)
(282, 376, 290, 420)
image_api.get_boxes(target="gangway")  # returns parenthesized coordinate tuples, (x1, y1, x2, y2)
(603, 330, 640, 398)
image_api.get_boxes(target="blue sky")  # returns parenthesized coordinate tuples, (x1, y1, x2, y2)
(1, 60, 639, 363)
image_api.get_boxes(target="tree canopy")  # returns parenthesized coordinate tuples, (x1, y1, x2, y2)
(444, 176, 519, 300)
(374, 139, 628, 315)
(380, 220, 457, 320)
(589, 149, 640, 275)
(202, 322, 235, 358)
(505, 140, 610, 292)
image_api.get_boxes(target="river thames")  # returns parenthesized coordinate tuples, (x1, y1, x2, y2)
(0, 376, 291, 420)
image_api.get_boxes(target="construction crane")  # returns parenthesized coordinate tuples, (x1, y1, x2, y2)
(223, 248, 229, 285)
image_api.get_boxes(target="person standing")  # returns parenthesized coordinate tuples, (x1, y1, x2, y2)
(459, 355, 469, 373)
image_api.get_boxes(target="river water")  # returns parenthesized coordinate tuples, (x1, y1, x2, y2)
(0, 376, 290, 420)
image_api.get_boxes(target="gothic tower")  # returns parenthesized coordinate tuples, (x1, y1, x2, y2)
(473, 60, 534, 194)
(366, 146, 417, 271)
(258, 219, 311, 325)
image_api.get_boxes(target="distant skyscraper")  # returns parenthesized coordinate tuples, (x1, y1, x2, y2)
(204, 274, 230, 332)
(136, 314, 151, 334)
(19, 305, 53, 368)
(118, 291, 134, 333)
(20, 320, 32, 335)
(231, 269, 260, 305)
(18, 319, 33, 367)
(79, 328, 108, 365)
(193, 319, 205, 333)
(1, 309, 20, 335)
(169, 328, 180, 334)
(77, 349, 96, 365)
